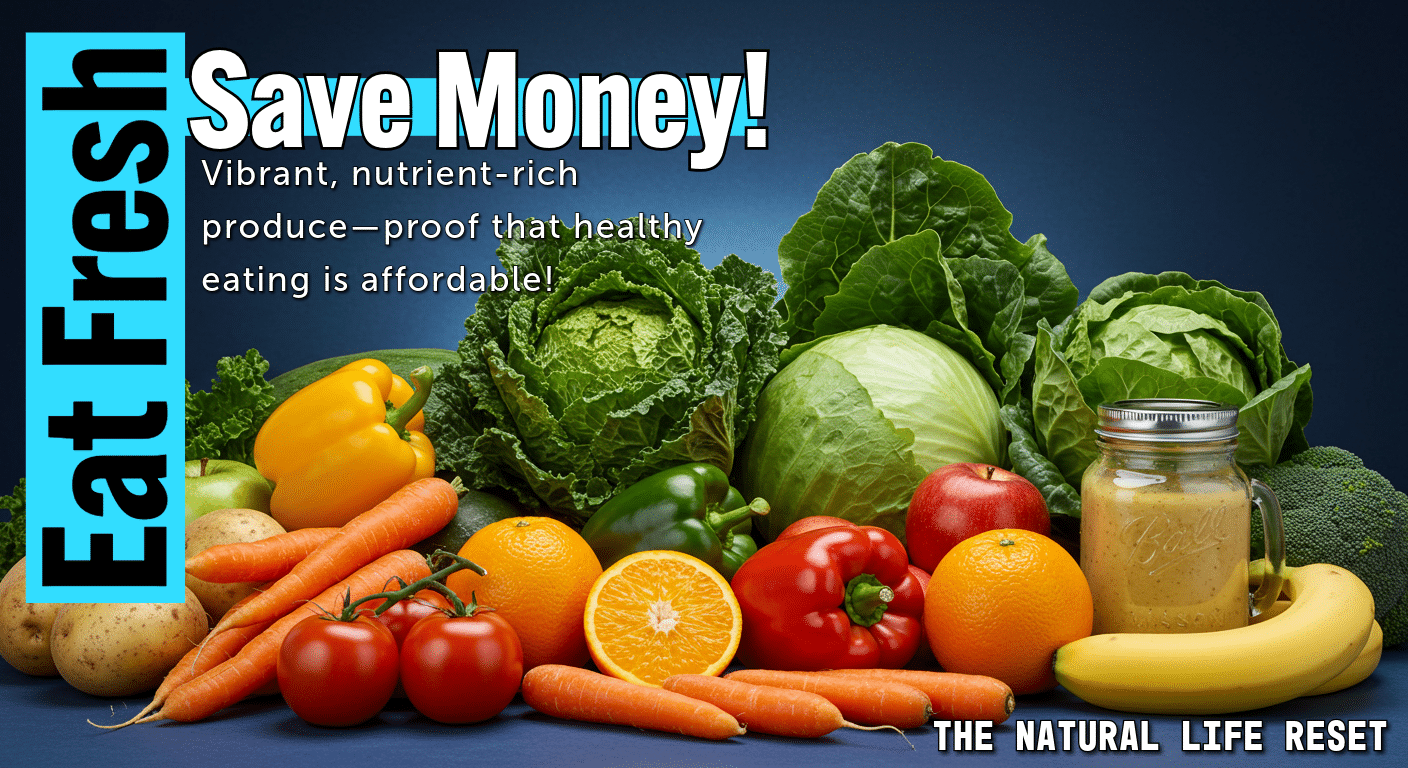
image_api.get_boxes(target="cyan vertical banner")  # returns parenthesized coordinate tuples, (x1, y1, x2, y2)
(26, 33, 186, 603)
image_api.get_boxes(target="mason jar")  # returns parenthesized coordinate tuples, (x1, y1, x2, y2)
(1079, 399, 1285, 635)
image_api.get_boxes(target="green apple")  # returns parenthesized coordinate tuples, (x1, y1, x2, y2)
(185, 459, 274, 523)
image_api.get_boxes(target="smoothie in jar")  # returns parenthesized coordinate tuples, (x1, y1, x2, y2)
(1080, 470, 1250, 634)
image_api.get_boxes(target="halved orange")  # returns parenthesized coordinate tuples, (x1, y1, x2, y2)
(583, 550, 742, 687)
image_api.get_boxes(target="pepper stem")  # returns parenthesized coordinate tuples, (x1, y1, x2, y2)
(705, 497, 770, 537)
(385, 365, 434, 436)
(843, 574, 894, 627)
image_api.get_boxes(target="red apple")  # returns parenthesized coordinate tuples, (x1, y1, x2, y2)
(905, 463, 1049, 572)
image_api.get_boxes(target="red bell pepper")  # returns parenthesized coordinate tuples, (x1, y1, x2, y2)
(730, 525, 925, 670)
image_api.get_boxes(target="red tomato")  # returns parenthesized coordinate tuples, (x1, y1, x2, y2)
(400, 610, 523, 724)
(277, 615, 399, 727)
(363, 589, 454, 647)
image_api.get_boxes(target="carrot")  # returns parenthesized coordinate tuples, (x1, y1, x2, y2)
(90, 592, 272, 729)
(522, 665, 746, 740)
(815, 669, 1015, 725)
(186, 527, 340, 583)
(724, 669, 932, 730)
(127, 549, 430, 726)
(661, 673, 907, 741)
(210, 477, 457, 635)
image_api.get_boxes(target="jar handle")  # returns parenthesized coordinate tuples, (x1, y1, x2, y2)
(1249, 478, 1286, 617)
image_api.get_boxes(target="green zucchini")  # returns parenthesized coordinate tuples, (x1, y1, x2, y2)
(268, 348, 460, 411)
(411, 484, 529, 557)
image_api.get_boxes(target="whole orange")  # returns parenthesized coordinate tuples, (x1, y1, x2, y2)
(924, 528, 1092, 694)
(446, 517, 602, 670)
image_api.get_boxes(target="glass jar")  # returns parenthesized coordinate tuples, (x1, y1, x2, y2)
(1079, 399, 1284, 635)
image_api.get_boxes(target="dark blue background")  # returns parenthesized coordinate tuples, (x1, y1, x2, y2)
(8, 2, 1408, 766)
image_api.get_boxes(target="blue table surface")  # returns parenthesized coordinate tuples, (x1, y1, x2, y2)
(1, 645, 1402, 768)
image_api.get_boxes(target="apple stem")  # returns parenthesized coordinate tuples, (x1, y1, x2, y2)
(199, 457, 209, 477)
(985, 465, 996, 480)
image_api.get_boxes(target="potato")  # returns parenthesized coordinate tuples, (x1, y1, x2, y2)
(0, 558, 63, 676)
(186, 507, 286, 623)
(51, 588, 209, 697)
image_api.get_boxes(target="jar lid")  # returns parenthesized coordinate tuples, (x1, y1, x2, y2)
(1095, 399, 1239, 442)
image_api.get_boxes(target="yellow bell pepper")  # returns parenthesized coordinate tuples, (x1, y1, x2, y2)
(253, 359, 435, 530)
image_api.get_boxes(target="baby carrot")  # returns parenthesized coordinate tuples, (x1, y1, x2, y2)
(211, 477, 457, 635)
(522, 665, 745, 740)
(816, 669, 1015, 724)
(186, 527, 340, 584)
(132, 549, 430, 726)
(724, 669, 932, 730)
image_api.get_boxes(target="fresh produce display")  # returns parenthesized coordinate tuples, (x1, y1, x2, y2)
(445, 517, 603, 669)
(426, 228, 785, 524)
(6, 139, 1402, 746)
(184, 458, 274, 523)
(1053, 564, 1375, 714)
(1246, 446, 1408, 645)
(1013, 272, 1314, 517)
(51, 588, 209, 697)
(253, 360, 436, 530)
(580, 463, 768, 579)
(738, 325, 1006, 542)
(0, 558, 59, 676)
(732, 524, 924, 670)
(924, 528, 1092, 694)
(521, 664, 746, 740)
(184, 507, 287, 622)
(723, 669, 933, 730)
(905, 462, 1050, 572)
(583, 549, 743, 686)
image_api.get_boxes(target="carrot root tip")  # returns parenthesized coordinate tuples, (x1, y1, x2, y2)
(842, 720, 915, 750)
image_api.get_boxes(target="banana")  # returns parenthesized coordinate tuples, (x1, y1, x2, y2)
(1053, 563, 1375, 714)
(1305, 619, 1383, 696)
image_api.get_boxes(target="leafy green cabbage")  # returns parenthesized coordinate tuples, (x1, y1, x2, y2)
(736, 141, 1079, 542)
(1011, 271, 1314, 517)
(736, 326, 1004, 542)
(778, 141, 1079, 403)
(427, 223, 785, 524)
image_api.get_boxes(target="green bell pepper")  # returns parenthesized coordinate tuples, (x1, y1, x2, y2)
(580, 463, 768, 579)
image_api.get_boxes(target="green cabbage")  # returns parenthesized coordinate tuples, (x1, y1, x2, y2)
(1010, 271, 1314, 517)
(736, 325, 1004, 542)
(427, 223, 785, 524)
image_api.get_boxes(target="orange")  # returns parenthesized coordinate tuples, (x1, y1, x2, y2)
(924, 528, 1092, 694)
(446, 517, 602, 670)
(583, 550, 742, 687)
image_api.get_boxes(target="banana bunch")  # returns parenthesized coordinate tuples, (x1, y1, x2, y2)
(1054, 563, 1380, 714)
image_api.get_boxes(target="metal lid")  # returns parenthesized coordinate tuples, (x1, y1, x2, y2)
(1095, 399, 1239, 442)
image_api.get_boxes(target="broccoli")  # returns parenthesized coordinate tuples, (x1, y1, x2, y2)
(1247, 446, 1408, 646)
